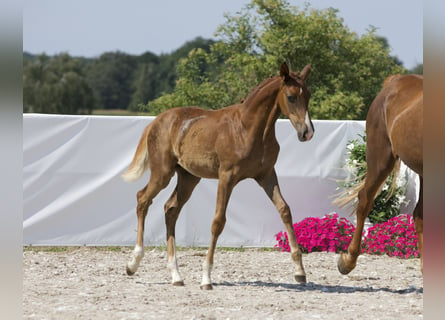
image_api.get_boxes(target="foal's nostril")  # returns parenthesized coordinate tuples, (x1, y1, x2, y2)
(302, 128, 308, 140)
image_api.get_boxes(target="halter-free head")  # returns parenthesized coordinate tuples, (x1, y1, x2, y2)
(277, 62, 314, 142)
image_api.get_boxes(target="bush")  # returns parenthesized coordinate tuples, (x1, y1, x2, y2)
(338, 134, 408, 224)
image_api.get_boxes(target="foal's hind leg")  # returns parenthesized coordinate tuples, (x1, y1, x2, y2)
(200, 171, 236, 290)
(413, 177, 423, 273)
(126, 169, 175, 276)
(164, 168, 201, 286)
(256, 169, 306, 283)
(338, 146, 396, 275)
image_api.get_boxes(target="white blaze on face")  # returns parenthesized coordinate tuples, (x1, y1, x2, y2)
(305, 111, 314, 140)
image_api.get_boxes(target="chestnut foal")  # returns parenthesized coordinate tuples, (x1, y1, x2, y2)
(123, 62, 314, 289)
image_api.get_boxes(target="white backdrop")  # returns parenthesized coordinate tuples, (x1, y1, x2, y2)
(23, 114, 419, 247)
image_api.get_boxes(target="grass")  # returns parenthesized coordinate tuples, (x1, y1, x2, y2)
(23, 246, 130, 253)
(23, 246, 274, 253)
(91, 109, 153, 116)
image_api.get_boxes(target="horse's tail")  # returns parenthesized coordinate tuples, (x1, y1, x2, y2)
(333, 176, 365, 211)
(121, 126, 150, 182)
(333, 158, 401, 212)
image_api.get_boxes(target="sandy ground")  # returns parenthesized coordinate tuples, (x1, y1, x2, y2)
(23, 247, 423, 319)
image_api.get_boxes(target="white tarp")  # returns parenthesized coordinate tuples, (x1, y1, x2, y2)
(23, 114, 419, 247)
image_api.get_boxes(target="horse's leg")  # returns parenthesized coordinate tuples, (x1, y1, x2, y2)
(164, 168, 201, 286)
(413, 176, 423, 273)
(200, 171, 235, 290)
(338, 149, 396, 275)
(126, 169, 175, 276)
(256, 169, 306, 283)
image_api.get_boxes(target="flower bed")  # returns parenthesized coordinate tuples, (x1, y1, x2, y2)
(274, 213, 418, 258)
(362, 214, 419, 258)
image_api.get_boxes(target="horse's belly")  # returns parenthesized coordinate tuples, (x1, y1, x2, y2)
(178, 153, 219, 179)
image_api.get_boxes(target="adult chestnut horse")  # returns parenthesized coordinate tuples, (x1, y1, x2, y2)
(336, 74, 423, 275)
(122, 62, 314, 289)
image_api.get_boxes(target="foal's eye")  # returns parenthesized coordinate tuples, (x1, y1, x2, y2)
(287, 95, 297, 103)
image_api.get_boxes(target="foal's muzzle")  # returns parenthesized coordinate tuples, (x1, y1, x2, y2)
(298, 125, 314, 142)
(291, 111, 314, 142)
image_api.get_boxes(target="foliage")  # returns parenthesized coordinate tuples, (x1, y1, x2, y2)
(338, 134, 408, 224)
(23, 53, 95, 114)
(274, 213, 355, 253)
(146, 0, 406, 119)
(23, 37, 214, 114)
(362, 214, 419, 258)
(85, 51, 138, 110)
(409, 63, 423, 75)
(129, 37, 216, 112)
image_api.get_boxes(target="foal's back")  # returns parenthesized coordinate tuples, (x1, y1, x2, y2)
(149, 105, 247, 179)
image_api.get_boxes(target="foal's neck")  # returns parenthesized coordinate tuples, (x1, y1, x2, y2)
(241, 77, 282, 140)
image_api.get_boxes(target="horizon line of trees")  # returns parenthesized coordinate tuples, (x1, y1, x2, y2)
(23, 37, 214, 115)
(23, 1, 423, 119)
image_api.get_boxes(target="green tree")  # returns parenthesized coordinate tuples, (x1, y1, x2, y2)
(129, 61, 158, 111)
(410, 63, 423, 75)
(128, 37, 215, 113)
(146, 0, 406, 119)
(23, 53, 94, 114)
(86, 51, 137, 110)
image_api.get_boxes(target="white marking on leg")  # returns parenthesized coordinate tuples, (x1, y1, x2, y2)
(201, 260, 213, 287)
(127, 245, 144, 274)
(167, 245, 183, 284)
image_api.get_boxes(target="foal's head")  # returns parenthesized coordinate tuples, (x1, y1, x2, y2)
(277, 62, 314, 142)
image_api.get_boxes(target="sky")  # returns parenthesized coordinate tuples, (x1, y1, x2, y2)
(23, 0, 423, 69)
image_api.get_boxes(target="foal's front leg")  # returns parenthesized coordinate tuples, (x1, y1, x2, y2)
(256, 170, 307, 283)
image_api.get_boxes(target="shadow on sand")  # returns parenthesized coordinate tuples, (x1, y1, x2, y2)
(213, 280, 423, 295)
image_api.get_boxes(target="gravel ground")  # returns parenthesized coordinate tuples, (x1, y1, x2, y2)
(23, 247, 423, 320)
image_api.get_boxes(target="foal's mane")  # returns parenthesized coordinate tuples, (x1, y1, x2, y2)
(243, 76, 280, 105)
(383, 74, 401, 87)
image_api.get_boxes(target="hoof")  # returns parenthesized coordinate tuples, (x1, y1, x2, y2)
(200, 284, 213, 290)
(126, 266, 135, 276)
(294, 274, 307, 284)
(172, 281, 185, 286)
(337, 253, 355, 275)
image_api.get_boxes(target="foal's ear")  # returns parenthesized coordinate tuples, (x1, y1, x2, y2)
(300, 64, 312, 81)
(280, 62, 291, 81)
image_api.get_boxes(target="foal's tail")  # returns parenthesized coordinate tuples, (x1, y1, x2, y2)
(333, 158, 401, 212)
(121, 126, 150, 182)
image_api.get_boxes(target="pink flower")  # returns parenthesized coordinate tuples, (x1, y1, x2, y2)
(274, 213, 418, 259)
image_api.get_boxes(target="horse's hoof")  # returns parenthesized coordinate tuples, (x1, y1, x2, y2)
(337, 253, 355, 275)
(172, 281, 185, 286)
(200, 284, 213, 290)
(294, 274, 307, 284)
(126, 266, 135, 276)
